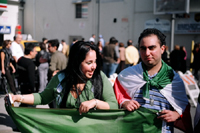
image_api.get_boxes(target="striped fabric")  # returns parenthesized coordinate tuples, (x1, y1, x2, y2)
(0, 0, 7, 11)
(134, 87, 173, 132)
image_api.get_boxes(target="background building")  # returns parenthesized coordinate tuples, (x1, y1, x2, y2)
(1, 0, 200, 68)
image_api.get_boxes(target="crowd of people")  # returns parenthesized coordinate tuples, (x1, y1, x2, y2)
(1, 28, 200, 132)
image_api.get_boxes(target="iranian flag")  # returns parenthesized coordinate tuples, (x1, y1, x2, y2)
(194, 95, 200, 133)
(5, 105, 163, 133)
(0, 0, 7, 11)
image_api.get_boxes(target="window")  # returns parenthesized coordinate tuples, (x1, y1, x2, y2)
(75, 3, 88, 18)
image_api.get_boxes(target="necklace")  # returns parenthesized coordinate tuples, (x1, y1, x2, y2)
(150, 90, 154, 106)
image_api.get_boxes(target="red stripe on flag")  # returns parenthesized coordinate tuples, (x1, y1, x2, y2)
(174, 103, 193, 133)
(0, 5, 7, 8)
(113, 78, 132, 105)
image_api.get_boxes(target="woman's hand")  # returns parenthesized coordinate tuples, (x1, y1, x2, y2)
(122, 100, 140, 111)
(2, 69, 5, 75)
(12, 68, 16, 73)
(79, 99, 96, 115)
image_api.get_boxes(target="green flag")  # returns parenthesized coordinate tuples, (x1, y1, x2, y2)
(6, 105, 162, 133)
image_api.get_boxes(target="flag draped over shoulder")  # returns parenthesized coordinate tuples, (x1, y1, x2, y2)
(194, 94, 200, 133)
(5, 105, 162, 133)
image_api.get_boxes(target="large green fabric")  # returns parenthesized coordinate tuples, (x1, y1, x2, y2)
(5, 105, 162, 133)
(142, 60, 174, 99)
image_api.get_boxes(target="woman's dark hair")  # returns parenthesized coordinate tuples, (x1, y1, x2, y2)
(39, 42, 46, 51)
(2, 40, 11, 48)
(138, 28, 166, 46)
(61, 41, 103, 107)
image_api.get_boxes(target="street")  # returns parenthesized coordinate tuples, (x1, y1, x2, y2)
(0, 92, 197, 133)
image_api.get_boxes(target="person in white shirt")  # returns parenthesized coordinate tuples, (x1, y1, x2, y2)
(89, 34, 96, 44)
(10, 34, 24, 62)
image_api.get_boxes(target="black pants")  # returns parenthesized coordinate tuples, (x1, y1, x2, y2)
(3, 69, 16, 94)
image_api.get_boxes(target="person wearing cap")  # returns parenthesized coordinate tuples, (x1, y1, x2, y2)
(99, 34, 105, 47)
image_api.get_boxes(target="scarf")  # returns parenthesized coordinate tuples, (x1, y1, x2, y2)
(142, 60, 174, 100)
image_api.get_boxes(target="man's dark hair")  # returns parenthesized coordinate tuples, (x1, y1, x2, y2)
(127, 39, 133, 46)
(24, 43, 35, 55)
(48, 39, 59, 50)
(73, 38, 77, 42)
(42, 37, 47, 42)
(61, 39, 65, 43)
(109, 37, 118, 44)
(138, 28, 166, 46)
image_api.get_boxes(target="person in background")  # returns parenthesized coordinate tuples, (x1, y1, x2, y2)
(42, 37, 48, 52)
(192, 42, 200, 80)
(1, 40, 17, 94)
(8, 41, 118, 114)
(97, 41, 103, 70)
(103, 37, 120, 78)
(114, 28, 189, 132)
(99, 34, 105, 47)
(180, 46, 187, 73)
(48, 39, 67, 78)
(61, 39, 70, 58)
(47, 39, 68, 108)
(89, 34, 96, 44)
(116, 42, 126, 73)
(35, 42, 50, 93)
(17, 43, 37, 107)
(57, 42, 63, 52)
(162, 45, 170, 65)
(71, 38, 78, 48)
(170, 45, 182, 72)
(10, 34, 24, 63)
(125, 39, 139, 68)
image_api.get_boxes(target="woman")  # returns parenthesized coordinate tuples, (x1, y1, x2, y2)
(9, 41, 118, 114)
(1, 40, 17, 94)
(35, 42, 50, 93)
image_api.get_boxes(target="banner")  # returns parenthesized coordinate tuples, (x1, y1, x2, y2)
(5, 105, 162, 133)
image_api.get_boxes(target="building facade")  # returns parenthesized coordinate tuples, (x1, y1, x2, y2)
(1, 0, 200, 67)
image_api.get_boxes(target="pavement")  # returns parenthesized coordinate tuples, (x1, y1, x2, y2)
(0, 92, 49, 133)
(0, 92, 197, 133)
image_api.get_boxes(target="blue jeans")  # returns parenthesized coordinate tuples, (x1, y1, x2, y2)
(103, 62, 118, 78)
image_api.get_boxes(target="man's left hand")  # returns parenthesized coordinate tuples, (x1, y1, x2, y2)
(157, 110, 180, 122)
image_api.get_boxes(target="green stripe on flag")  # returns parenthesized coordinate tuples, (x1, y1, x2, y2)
(5, 105, 162, 133)
(0, 0, 7, 4)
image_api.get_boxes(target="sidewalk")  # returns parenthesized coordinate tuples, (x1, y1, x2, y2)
(0, 93, 49, 133)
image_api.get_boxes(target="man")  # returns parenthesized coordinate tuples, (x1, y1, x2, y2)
(47, 39, 67, 108)
(114, 28, 189, 132)
(70, 38, 78, 48)
(125, 39, 139, 67)
(17, 43, 37, 106)
(89, 34, 96, 44)
(48, 39, 67, 78)
(10, 34, 24, 62)
(103, 37, 120, 78)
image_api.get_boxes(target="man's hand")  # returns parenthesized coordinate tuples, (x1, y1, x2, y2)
(157, 110, 180, 122)
(122, 100, 140, 111)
